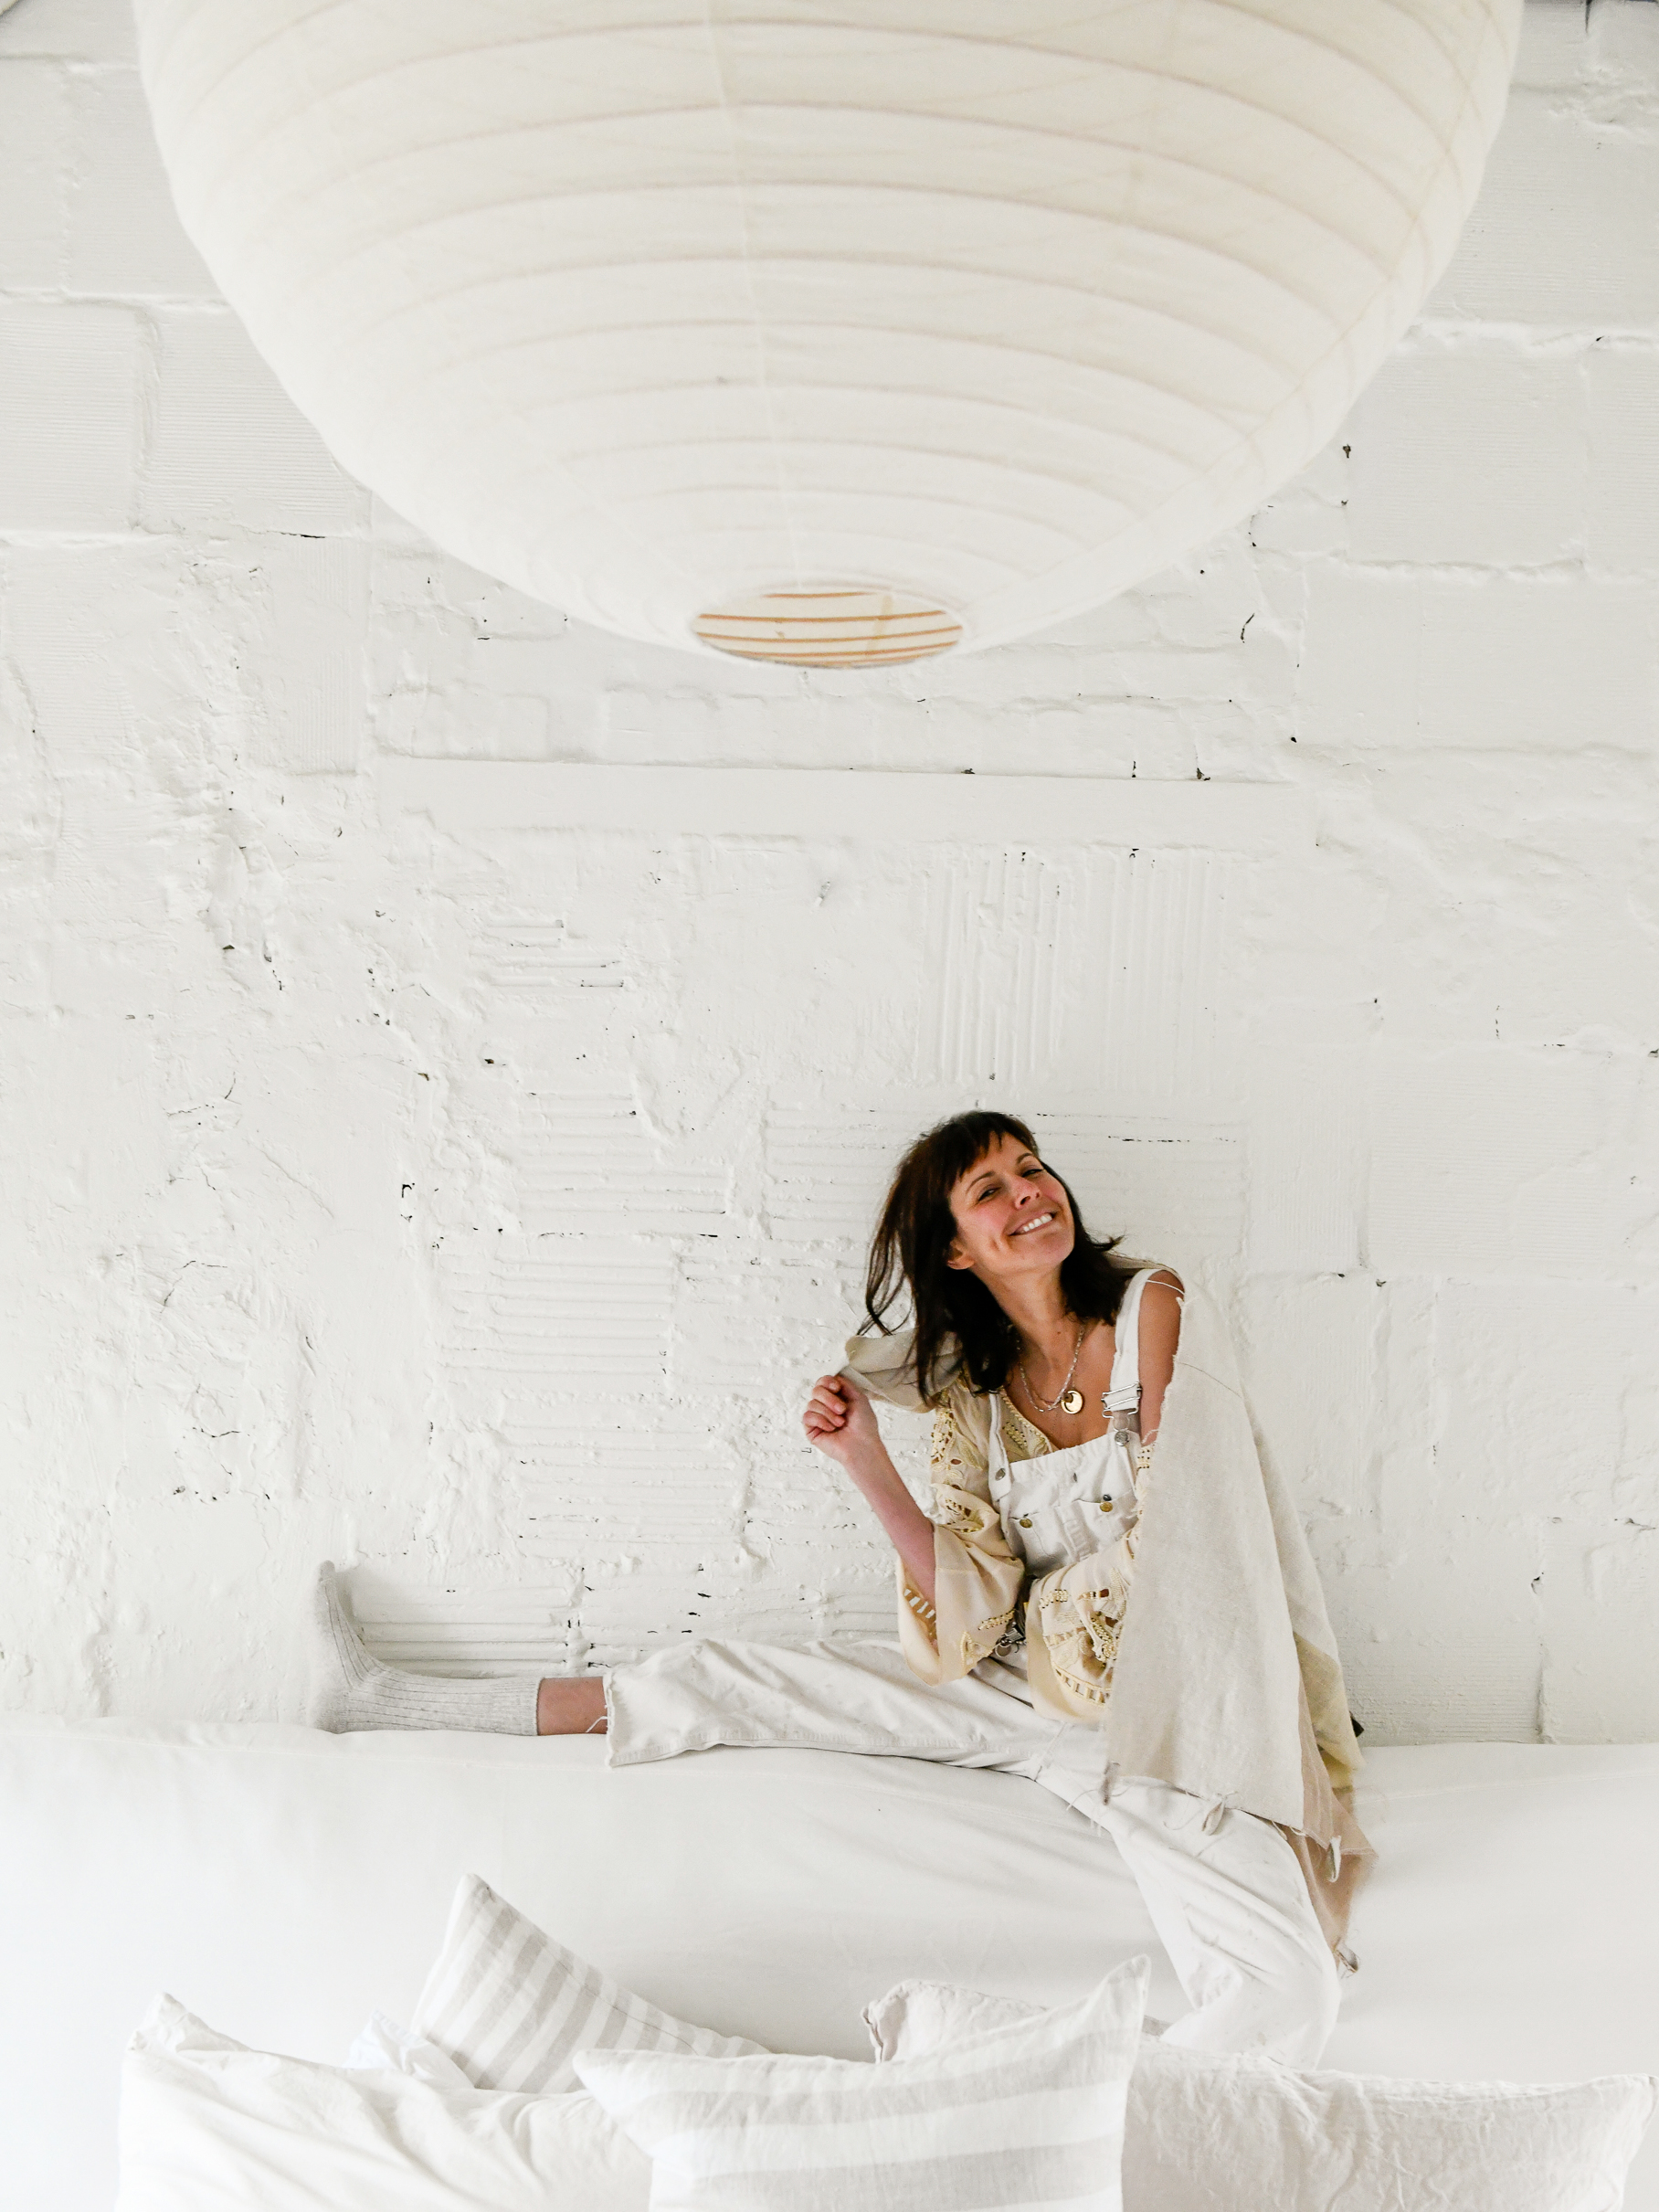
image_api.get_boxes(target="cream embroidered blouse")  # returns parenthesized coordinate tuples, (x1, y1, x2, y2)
(895, 1381, 1145, 1709)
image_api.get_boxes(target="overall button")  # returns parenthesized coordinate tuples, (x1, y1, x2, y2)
(1098, 1498, 1115, 1512)
(1018, 1515, 1033, 1529)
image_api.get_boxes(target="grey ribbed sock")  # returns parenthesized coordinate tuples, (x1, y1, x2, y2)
(307, 1561, 539, 1737)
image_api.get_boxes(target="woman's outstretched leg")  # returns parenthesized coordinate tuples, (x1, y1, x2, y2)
(308, 1569, 1041, 1758)
(602, 1637, 1053, 1770)
(306, 1562, 544, 1736)
(1098, 1779, 1340, 2067)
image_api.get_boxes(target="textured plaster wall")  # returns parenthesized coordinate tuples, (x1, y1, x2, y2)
(3, 0, 1658, 1743)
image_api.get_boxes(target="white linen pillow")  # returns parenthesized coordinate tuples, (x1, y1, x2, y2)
(864, 1980, 1658, 2212)
(864, 1980, 1041, 2063)
(411, 1873, 766, 2092)
(117, 1993, 649, 2212)
(346, 2010, 475, 2087)
(576, 1956, 1147, 2212)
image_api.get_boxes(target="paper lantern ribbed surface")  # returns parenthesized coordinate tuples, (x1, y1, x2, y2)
(135, 1, 1520, 664)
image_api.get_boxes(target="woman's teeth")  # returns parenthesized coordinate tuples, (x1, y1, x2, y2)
(1012, 1212, 1054, 1236)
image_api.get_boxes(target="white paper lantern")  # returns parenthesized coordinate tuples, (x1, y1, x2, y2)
(135, 1, 1519, 667)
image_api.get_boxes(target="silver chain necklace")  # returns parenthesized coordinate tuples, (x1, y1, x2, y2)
(1019, 1320, 1089, 1416)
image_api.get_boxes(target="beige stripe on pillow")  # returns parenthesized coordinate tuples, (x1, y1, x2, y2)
(410, 1875, 766, 2094)
(576, 1962, 1147, 2212)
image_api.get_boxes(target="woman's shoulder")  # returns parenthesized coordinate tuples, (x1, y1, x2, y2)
(1136, 1265, 1184, 1319)
(1119, 1261, 1184, 1329)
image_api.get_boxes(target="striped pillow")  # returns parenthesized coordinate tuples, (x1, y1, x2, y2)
(864, 1981, 1659, 2212)
(409, 1875, 766, 2094)
(575, 1958, 1147, 2212)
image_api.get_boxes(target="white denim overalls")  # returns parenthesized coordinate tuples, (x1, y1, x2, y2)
(985, 1265, 1157, 1667)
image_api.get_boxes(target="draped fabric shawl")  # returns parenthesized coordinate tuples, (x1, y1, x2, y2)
(841, 1272, 1372, 1947)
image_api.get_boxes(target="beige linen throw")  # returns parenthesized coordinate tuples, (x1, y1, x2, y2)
(841, 1270, 1371, 1948)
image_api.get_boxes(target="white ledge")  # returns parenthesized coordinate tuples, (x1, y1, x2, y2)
(376, 758, 1311, 852)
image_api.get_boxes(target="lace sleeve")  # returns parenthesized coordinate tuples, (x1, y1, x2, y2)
(896, 1392, 1025, 1686)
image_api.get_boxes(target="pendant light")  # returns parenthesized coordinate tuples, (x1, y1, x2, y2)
(135, 2, 1520, 668)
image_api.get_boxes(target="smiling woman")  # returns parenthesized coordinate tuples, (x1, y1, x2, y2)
(833, 1117, 1182, 1696)
(307, 1108, 1369, 2069)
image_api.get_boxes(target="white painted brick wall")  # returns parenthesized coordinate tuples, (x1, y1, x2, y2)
(2, 0, 1657, 1743)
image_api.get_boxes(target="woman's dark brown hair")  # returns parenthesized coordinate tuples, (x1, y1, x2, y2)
(861, 1110, 1128, 1402)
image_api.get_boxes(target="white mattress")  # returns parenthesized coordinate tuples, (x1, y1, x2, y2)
(2, 1718, 1654, 2211)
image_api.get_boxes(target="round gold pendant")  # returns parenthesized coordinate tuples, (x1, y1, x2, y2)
(1061, 1388, 1084, 1415)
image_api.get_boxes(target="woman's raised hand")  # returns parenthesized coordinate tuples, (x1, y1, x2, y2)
(802, 1373, 881, 1468)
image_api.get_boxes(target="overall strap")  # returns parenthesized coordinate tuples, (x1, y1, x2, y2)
(1104, 1266, 1162, 1413)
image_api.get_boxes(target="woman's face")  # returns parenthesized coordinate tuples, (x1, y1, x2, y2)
(945, 1132, 1075, 1287)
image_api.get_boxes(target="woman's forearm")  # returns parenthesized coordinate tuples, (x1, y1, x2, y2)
(840, 1441, 937, 1609)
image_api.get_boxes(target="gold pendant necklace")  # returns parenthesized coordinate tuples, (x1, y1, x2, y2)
(1020, 1322, 1089, 1416)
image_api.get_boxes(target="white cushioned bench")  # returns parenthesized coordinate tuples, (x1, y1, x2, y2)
(3, 1718, 1654, 2211)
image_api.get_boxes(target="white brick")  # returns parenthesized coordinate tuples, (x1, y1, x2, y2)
(141, 310, 367, 534)
(1343, 1547, 1544, 1743)
(1368, 1048, 1635, 1280)
(1509, 0, 1590, 91)
(1434, 1280, 1639, 1511)
(1246, 440, 1349, 558)
(1430, 92, 1659, 330)
(1536, 1303, 1659, 1736)
(0, 61, 69, 286)
(1349, 751, 1659, 1052)
(0, 542, 204, 770)
(0, 0, 134, 61)
(1233, 1274, 1380, 1520)
(1587, 343, 1659, 575)
(1585, 0, 1659, 79)
(0, 302, 143, 528)
(1538, 1524, 1659, 1740)
(1296, 565, 1419, 748)
(672, 1243, 828, 1395)
(227, 535, 370, 774)
(1491, 825, 1659, 1053)
(66, 70, 215, 297)
(1247, 866, 1380, 1059)
(1244, 1049, 1362, 1275)
(1417, 574, 1656, 748)
(1019, 699, 1199, 780)
(1344, 346, 1585, 567)
(1300, 567, 1659, 751)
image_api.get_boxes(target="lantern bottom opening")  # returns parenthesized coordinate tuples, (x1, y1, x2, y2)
(692, 588, 962, 668)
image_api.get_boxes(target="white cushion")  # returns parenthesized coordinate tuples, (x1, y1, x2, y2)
(865, 1981, 1658, 2212)
(576, 1958, 1146, 2212)
(864, 1980, 1041, 2064)
(9, 1723, 1659, 2211)
(345, 2012, 474, 2087)
(116, 1993, 649, 2212)
(410, 1873, 766, 2092)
